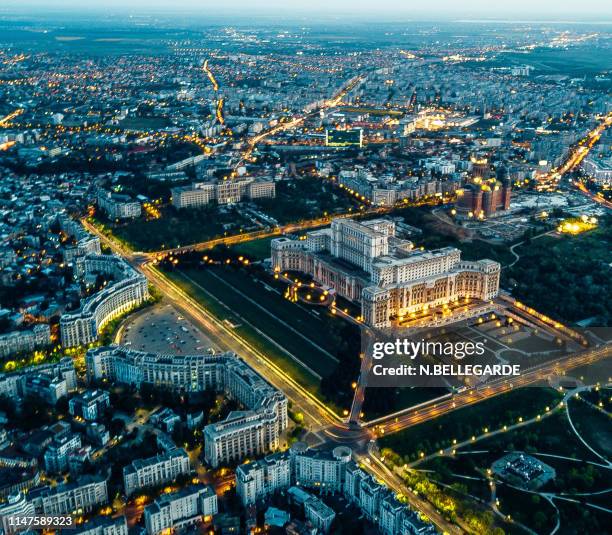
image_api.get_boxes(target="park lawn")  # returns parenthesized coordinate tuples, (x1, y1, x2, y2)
(253, 177, 359, 224)
(100, 206, 255, 252)
(556, 500, 612, 534)
(176, 267, 339, 379)
(362, 387, 449, 421)
(379, 388, 563, 462)
(205, 265, 351, 357)
(466, 411, 604, 464)
(505, 215, 612, 325)
(567, 398, 612, 459)
(495, 485, 558, 534)
(231, 237, 275, 261)
(164, 267, 354, 412)
(165, 269, 325, 397)
(421, 456, 492, 502)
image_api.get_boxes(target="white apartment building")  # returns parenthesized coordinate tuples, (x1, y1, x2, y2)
(166, 154, 206, 171)
(359, 474, 384, 521)
(22, 373, 68, 405)
(73, 516, 128, 535)
(581, 156, 612, 185)
(272, 218, 500, 328)
(86, 347, 288, 469)
(379, 495, 406, 535)
(337, 169, 459, 207)
(236, 452, 291, 506)
(60, 255, 149, 347)
(304, 497, 336, 533)
(204, 413, 271, 468)
(123, 449, 191, 497)
(0, 357, 77, 402)
(0, 492, 36, 517)
(69, 389, 111, 421)
(97, 191, 141, 220)
(171, 182, 216, 208)
(0, 324, 51, 358)
(292, 444, 352, 494)
(247, 179, 276, 200)
(44, 433, 82, 473)
(144, 485, 217, 535)
(235, 444, 437, 534)
(35, 476, 108, 515)
(171, 178, 275, 209)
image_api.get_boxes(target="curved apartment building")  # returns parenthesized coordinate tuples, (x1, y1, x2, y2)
(60, 256, 148, 348)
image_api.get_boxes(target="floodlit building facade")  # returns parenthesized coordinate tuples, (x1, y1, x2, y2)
(171, 178, 275, 209)
(272, 218, 500, 328)
(60, 256, 149, 347)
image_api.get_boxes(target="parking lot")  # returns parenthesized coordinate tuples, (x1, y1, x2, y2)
(120, 302, 218, 355)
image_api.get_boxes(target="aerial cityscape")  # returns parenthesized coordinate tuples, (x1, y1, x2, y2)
(0, 1, 610, 534)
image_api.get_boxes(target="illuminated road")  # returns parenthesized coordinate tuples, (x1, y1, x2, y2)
(120, 205, 394, 258)
(364, 344, 611, 437)
(82, 182, 609, 535)
(203, 59, 225, 126)
(539, 111, 612, 191)
(0, 109, 24, 127)
(202, 59, 219, 92)
(81, 217, 345, 429)
(216, 97, 225, 126)
(359, 449, 464, 535)
(238, 74, 365, 167)
(574, 179, 612, 209)
(142, 261, 342, 426)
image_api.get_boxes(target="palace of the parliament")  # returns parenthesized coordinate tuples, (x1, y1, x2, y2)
(271, 218, 501, 329)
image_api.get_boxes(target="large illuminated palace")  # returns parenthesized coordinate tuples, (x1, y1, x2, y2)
(271, 218, 500, 329)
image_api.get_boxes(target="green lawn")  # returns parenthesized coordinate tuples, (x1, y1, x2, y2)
(231, 237, 275, 261)
(163, 264, 360, 413)
(567, 398, 612, 458)
(166, 269, 324, 396)
(496, 485, 558, 534)
(467, 411, 604, 465)
(254, 176, 360, 224)
(362, 386, 449, 420)
(103, 207, 253, 252)
(379, 388, 563, 462)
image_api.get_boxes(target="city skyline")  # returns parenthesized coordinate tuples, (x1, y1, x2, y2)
(2, 0, 612, 21)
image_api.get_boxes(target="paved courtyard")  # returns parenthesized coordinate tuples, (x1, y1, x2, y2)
(121, 302, 218, 355)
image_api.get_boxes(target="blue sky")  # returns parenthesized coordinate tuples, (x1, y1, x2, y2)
(2, 0, 611, 20)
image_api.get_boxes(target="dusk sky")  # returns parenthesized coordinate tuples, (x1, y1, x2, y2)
(2, 0, 612, 20)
